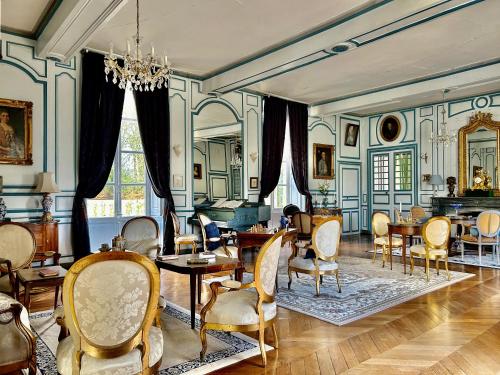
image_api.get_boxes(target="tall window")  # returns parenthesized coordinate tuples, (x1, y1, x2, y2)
(373, 154, 389, 191)
(394, 152, 412, 191)
(87, 90, 150, 218)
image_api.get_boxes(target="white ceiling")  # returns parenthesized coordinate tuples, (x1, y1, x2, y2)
(1, 0, 55, 36)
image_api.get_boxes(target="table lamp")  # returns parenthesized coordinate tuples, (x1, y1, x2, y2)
(429, 174, 443, 197)
(35, 172, 60, 223)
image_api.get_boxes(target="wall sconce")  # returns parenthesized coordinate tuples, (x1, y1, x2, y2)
(172, 144, 182, 157)
(249, 152, 258, 163)
(422, 174, 431, 183)
(420, 153, 428, 164)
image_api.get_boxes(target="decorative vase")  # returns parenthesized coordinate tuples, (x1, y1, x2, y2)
(447, 183, 455, 197)
(0, 197, 6, 221)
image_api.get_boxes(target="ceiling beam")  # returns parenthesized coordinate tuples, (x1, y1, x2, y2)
(36, 0, 127, 62)
(202, 0, 484, 95)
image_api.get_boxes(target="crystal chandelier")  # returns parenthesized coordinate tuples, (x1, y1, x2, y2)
(104, 0, 171, 91)
(429, 89, 457, 147)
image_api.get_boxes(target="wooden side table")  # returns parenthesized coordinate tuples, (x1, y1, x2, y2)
(388, 223, 422, 274)
(16, 266, 67, 311)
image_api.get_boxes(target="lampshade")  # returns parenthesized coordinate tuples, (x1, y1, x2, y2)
(429, 174, 443, 185)
(36, 172, 60, 193)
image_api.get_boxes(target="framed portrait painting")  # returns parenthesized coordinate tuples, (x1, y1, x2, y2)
(313, 143, 335, 180)
(193, 163, 202, 179)
(344, 123, 359, 147)
(0, 98, 32, 165)
(380, 115, 401, 142)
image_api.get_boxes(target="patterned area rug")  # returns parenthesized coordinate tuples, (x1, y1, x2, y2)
(368, 248, 500, 269)
(275, 256, 474, 325)
(30, 302, 270, 375)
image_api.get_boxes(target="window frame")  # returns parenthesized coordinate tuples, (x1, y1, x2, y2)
(393, 151, 412, 192)
(373, 153, 390, 192)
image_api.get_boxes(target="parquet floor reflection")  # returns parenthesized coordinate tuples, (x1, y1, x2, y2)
(31, 234, 500, 374)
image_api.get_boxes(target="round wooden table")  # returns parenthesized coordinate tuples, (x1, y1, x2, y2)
(388, 223, 421, 274)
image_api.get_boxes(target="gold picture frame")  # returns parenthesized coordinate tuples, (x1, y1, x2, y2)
(0, 98, 33, 165)
(313, 143, 335, 180)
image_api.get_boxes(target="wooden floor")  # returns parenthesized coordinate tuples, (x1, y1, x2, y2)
(30, 234, 500, 375)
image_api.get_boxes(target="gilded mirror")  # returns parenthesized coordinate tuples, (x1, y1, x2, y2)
(458, 112, 500, 196)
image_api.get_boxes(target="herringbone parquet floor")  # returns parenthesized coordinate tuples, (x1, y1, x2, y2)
(31, 234, 500, 374)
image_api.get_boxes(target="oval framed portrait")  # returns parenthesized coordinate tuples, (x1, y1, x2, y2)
(380, 115, 401, 142)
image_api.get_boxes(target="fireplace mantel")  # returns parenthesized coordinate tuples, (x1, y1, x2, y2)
(431, 197, 500, 216)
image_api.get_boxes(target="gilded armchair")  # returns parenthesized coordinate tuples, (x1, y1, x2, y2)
(198, 213, 238, 258)
(171, 211, 198, 255)
(0, 223, 37, 297)
(461, 210, 499, 265)
(0, 293, 36, 375)
(410, 216, 451, 281)
(55, 251, 163, 374)
(199, 230, 284, 366)
(288, 217, 342, 296)
(371, 211, 403, 268)
(121, 216, 161, 258)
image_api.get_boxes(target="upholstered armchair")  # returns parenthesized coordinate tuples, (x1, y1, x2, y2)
(55, 251, 163, 374)
(199, 230, 284, 366)
(171, 211, 198, 255)
(0, 292, 36, 375)
(198, 213, 238, 258)
(0, 223, 37, 297)
(371, 211, 403, 269)
(290, 212, 313, 256)
(287, 217, 342, 296)
(410, 216, 451, 281)
(461, 210, 499, 265)
(410, 206, 426, 220)
(121, 216, 161, 259)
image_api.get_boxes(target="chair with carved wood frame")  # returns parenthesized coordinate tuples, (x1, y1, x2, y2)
(410, 216, 451, 281)
(290, 212, 313, 257)
(121, 216, 162, 259)
(371, 212, 403, 269)
(171, 211, 198, 255)
(287, 217, 342, 296)
(0, 223, 37, 298)
(199, 230, 284, 366)
(0, 293, 36, 375)
(55, 251, 163, 374)
(198, 214, 238, 258)
(461, 210, 499, 266)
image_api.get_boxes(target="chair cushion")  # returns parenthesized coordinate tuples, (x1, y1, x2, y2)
(409, 245, 447, 257)
(289, 257, 339, 271)
(56, 326, 163, 375)
(374, 236, 403, 246)
(174, 234, 198, 243)
(205, 223, 221, 250)
(0, 293, 30, 328)
(0, 275, 14, 294)
(295, 240, 311, 249)
(462, 234, 499, 244)
(212, 246, 239, 258)
(204, 290, 276, 325)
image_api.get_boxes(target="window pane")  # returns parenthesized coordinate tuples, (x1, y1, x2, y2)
(88, 185, 115, 218)
(121, 185, 145, 216)
(273, 185, 287, 209)
(107, 164, 114, 183)
(121, 153, 145, 184)
(121, 120, 143, 151)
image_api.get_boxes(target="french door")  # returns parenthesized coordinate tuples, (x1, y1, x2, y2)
(370, 147, 415, 227)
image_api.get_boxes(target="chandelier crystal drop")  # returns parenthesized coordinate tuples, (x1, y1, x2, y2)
(104, 0, 171, 91)
(429, 89, 457, 147)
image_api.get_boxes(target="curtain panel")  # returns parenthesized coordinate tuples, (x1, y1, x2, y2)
(258, 96, 288, 203)
(288, 101, 313, 213)
(71, 51, 125, 260)
(133, 88, 176, 254)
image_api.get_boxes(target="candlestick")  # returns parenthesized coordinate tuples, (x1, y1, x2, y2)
(399, 202, 402, 212)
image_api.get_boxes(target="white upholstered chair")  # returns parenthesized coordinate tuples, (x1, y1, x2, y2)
(199, 230, 284, 366)
(198, 213, 238, 258)
(171, 211, 198, 255)
(461, 210, 499, 265)
(287, 217, 342, 296)
(0, 223, 36, 297)
(371, 212, 403, 269)
(0, 293, 35, 374)
(121, 216, 161, 259)
(56, 251, 163, 374)
(410, 216, 451, 281)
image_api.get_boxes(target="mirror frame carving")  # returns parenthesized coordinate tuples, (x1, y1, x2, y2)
(458, 111, 500, 196)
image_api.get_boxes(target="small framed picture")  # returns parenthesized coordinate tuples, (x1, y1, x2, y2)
(380, 115, 401, 142)
(193, 164, 202, 179)
(313, 143, 335, 180)
(173, 174, 184, 188)
(344, 123, 359, 147)
(249, 177, 258, 189)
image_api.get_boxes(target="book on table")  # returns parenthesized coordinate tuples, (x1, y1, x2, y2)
(39, 268, 59, 277)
